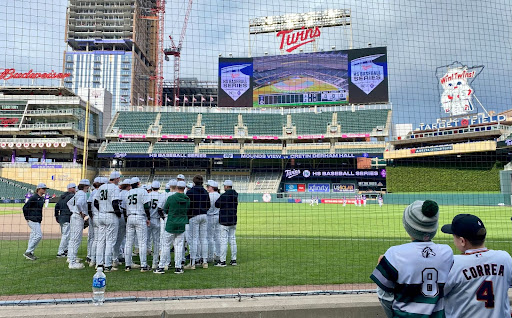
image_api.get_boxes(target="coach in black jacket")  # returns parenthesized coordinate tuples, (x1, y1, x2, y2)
(184, 175, 211, 269)
(54, 183, 76, 257)
(214, 180, 238, 267)
(22, 183, 48, 261)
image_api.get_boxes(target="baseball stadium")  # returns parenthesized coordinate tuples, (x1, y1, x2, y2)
(1, 1, 512, 317)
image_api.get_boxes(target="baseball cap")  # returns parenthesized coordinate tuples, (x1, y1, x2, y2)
(168, 179, 178, 187)
(79, 179, 90, 186)
(121, 179, 131, 185)
(224, 180, 233, 187)
(93, 177, 100, 183)
(151, 181, 161, 188)
(100, 177, 109, 184)
(209, 180, 218, 188)
(165, 182, 170, 189)
(177, 181, 186, 188)
(142, 184, 148, 190)
(177, 174, 185, 180)
(67, 183, 76, 189)
(130, 177, 140, 184)
(441, 214, 487, 241)
(110, 171, 121, 179)
(37, 183, 48, 189)
(206, 179, 214, 186)
(186, 182, 194, 188)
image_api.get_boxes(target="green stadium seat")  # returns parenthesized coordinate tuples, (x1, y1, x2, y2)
(153, 142, 195, 153)
(104, 142, 150, 153)
(337, 109, 389, 133)
(242, 113, 285, 136)
(291, 112, 333, 135)
(201, 113, 238, 135)
(160, 112, 198, 135)
(112, 112, 158, 134)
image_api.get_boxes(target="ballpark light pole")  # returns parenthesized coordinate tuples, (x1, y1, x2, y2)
(81, 88, 90, 179)
(248, 9, 353, 56)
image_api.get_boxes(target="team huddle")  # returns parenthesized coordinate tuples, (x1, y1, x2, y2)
(371, 200, 512, 318)
(22, 172, 239, 275)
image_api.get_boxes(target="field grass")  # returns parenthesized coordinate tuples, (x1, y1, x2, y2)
(1, 202, 511, 296)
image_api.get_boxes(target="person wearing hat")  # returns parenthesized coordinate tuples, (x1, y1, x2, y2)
(215, 180, 239, 267)
(124, 177, 151, 272)
(154, 180, 190, 275)
(442, 214, 512, 318)
(370, 200, 453, 318)
(206, 180, 221, 264)
(93, 171, 122, 272)
(55, 183, 77, 258)
(184, 175, 211, 270)
(157, 179, 177, 268)
(22, 183, 49, 261)
(86, 177, 105, 267)
(113, 178, 131, 266)
(66, 179, 91, 269)
(177, 174, 186, 182)
(147, 180, 163, 269)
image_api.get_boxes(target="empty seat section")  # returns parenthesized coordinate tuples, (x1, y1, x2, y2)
(242, 113, 285, 136)
(337, 110, 389, 133)
(153, 142, 195, 153)
(160, 112, 198, 135)
(201, 113, 238, 135)
(291, 112, 333, 135)
(104, 142, 150, 153)
(113, 112, 157, 134)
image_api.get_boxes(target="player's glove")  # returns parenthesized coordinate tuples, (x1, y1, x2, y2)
(83, 219, 89, 229)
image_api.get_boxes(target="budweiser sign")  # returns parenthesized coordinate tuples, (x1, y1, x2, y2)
(0, 69, 71, 81)
(276, 26, 321, 53)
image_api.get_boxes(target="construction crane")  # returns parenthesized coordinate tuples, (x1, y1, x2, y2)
(164, 0, 194, 103)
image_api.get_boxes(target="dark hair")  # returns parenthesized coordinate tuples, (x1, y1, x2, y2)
(177, 186, 186, 191)
(131, 183, 139, 188)
(78, 184, 88, 191)
(193, 175, 203, 185)
(152, 188, 159, 191)
(93, 182, 102, 189)
(213, 187, 220, 193)
(468, 238, 486, 246)
(120, 184, 130, 190)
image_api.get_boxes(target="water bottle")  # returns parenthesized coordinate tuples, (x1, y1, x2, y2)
(92, 267, 106, 306)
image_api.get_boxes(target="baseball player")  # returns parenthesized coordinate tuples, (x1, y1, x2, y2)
(215, 180, 238, 267)
(207, 181, 221, 264)
(44, 192, 50, 208)
(55, 183, 76, 258)
(147, 180, 163, 268)
(158, 179, 177, 268)
(87, 177, 106, 267)
(378, 195, 383, 207)
(124, 177, 151, 272)
(115, 179, 131, 265)
(154, 180, 189, 274)
(342, 196, 347, 207)
(371, 200, 453, 318)
(94, 171, 121, 272)
(66, 179, 90, 269)
(362, 195, 367, 207)
(22, 183, 47, 261)
(442, 214, 512, 318)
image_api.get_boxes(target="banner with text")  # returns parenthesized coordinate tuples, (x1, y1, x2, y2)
(218, 58, 253, 107)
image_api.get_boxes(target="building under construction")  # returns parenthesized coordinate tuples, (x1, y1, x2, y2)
(63, 0, 160, 116)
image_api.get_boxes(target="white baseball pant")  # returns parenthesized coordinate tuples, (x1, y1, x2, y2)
(159, 231, 185, 269)
(67, 213, 84, 263)
(26, 221, 42, 254)
(88, 215, 99, 263)
(189, 214, 208, 263)
(95, 213, 118, 267)
(125, 215, 148, 267)
(207, 214, 220, 261)
(87, 218, 95, 260)
(113, 215, 125, 262)
(219, 224, 237, 263)
(57, 222, 71, 255)
(160, 217, 170, 266)
(147, 218, 161, 267)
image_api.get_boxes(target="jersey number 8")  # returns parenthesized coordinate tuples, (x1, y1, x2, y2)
(421, 268, 439, 297)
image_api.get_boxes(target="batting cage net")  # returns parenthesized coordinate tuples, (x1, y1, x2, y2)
(0, 0, 511, 307)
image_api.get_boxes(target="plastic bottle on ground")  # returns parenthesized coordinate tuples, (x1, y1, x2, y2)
(92, 267, 106, 306)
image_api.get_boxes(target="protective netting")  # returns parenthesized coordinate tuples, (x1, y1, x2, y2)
(0, 0, 511, 309)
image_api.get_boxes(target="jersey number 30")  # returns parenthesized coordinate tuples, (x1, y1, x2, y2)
(476, 280, 495, 308)
(421, 268, 439, 297)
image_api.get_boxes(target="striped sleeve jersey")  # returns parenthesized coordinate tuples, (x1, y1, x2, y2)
(444, 248, 512, 318)
(371, 241, 454, 317)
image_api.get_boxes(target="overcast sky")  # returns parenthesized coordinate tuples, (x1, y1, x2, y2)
(0, 0, 511, 127)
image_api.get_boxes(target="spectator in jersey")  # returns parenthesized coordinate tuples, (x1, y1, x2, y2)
(22, 183, 48, 261)
(55, 183, 77, 258)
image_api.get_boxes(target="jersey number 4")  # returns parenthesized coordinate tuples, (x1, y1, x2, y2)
(476, 280, 495, 308)
(128, 194, 138, 205)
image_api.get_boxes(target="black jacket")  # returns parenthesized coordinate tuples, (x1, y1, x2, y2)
(23, 194, 45, 223)
(186, 185, 211, 218)
(54, 192, 75, 224)
(215, 189, 238, 226)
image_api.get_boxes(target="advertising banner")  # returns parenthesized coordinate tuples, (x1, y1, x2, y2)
(284, 169, 387, 179)
(252, 47, 388, 107)
(218, 58, 253, 107)
(307, 183, 330, 192)
(332, 183, 356, 192)
(297, 184, 306, 192)
(285, 184, 298, 192)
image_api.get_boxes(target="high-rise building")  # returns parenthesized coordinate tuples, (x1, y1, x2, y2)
(63, 0, 158, 118)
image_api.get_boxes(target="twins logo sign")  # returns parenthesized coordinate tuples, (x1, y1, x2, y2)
(351, 54, 385, 95)
(220, 64, 251, 101)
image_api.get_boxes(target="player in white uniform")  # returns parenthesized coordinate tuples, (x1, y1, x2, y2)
(342, 196, 347, 207)
(147, 181, 164, 269)
(94, 171, 121, 272)
(157, 179, 176, 268)
(115, 179, 131, 265)
(371, 200, 454, 318)
(362, 195, 367, 207)
(124, 177, 151, 272)
(378, 195, 383, 207)
(442, 214, 512, 318)
(66, 179, 90, 269)
(207, 181, 221, 264)
(87, 177, 106, 267)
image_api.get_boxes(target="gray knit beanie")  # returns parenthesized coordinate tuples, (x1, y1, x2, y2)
(403, 200, 439, 241)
